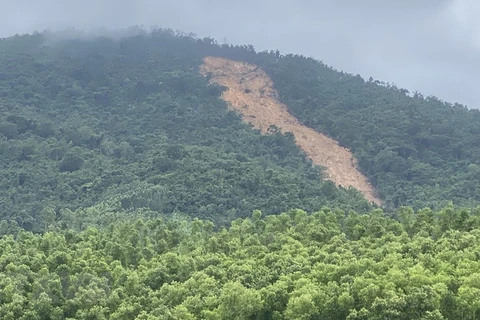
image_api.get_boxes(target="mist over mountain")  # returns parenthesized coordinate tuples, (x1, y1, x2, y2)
(2, 0, 480, 108)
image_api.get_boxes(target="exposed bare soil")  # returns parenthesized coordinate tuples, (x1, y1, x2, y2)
(200, 56, 382, 205)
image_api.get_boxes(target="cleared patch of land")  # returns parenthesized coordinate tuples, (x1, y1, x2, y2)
(200, 56, 381, 205)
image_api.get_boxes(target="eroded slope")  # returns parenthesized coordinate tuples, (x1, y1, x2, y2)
(200, 56, 381, 205)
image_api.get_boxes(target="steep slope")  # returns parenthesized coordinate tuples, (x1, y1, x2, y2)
(201, 57, 381, 205)
(0, 31, 373, 232)
(3, 28, 480, 229)
(247, 53, 480, 209)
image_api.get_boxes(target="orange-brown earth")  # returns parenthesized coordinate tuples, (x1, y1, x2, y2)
(200, 56, 382, 205)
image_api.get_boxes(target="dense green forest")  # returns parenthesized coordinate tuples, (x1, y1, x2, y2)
(1, 27, 480, 230)
(2, 206, 480, 319)
(0, 29, 372, 232)
(254, 56, 480, 209)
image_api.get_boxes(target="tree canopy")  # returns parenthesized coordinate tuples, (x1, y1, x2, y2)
(1, 205, 480, 319)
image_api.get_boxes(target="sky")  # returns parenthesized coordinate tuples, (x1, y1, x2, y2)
(1, 0, 479, 108)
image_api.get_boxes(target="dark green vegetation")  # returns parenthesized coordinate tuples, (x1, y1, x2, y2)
(0, 30, 372, 232)
(255, 57, 480, 209)
(2, 206, 480, 319)
(1, 27, 479, 232)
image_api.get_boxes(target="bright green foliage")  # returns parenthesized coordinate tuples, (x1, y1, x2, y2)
(1, 206, 480, 319)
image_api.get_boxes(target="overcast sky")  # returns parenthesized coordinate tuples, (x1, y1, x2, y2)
(1, 0, 479, 108)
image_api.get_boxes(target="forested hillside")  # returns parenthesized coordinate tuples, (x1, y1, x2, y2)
(1, 27, 479, 229)
(195, 38, 480, 210)
(255, 56, 480, 209)
(2, 206, 480, 319)
(0, 30, 372, 232)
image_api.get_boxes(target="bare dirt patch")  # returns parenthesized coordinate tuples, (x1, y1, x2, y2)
(200, 56, 382, 205)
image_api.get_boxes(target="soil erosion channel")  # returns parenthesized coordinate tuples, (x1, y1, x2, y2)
(200, 56, 381, 205)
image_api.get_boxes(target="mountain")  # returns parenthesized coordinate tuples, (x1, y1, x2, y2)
(2, 27, 480, 319)
(2, 28, 480, 233)
(0, 29, 373, 232)
(256, 54, 480, 210)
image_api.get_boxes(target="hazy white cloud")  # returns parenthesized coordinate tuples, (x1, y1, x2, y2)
(1, 0, 479, 107)
(443, 0, 480, 48)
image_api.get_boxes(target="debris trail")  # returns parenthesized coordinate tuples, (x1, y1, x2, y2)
(200, 56, 382, 205)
